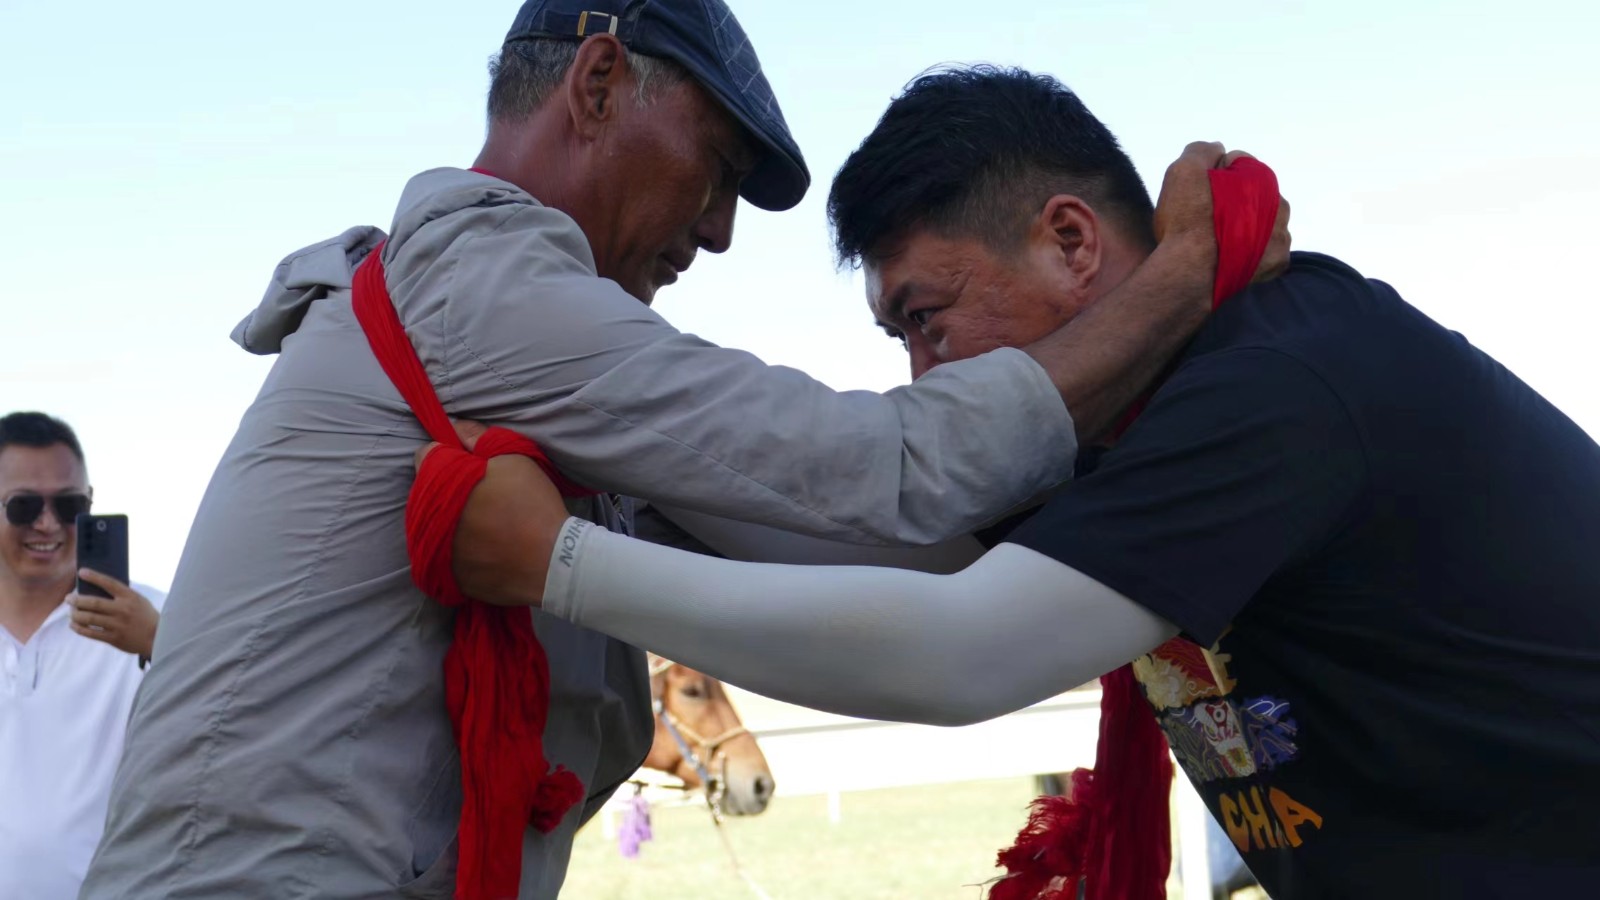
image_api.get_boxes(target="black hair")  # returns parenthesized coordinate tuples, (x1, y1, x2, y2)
(0, 411, 85, 463)
(828, 64, 1155, 267)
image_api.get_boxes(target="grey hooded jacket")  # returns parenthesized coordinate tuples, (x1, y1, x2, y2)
(80, 168, 1076, 899)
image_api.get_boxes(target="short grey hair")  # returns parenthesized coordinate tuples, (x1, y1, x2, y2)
(487, 38, 689, 122)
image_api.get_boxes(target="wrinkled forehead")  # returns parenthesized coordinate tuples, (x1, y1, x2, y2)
(863, 230, 972, 319)
(863, 258, 888, 312)
(861, 235, 913, 316)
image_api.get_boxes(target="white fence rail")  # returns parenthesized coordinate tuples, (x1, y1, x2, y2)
(609, 684, 1239, 900)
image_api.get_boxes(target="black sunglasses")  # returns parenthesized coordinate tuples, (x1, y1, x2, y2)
(3, 493, 92, 528)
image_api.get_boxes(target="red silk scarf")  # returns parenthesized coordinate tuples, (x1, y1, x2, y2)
(352, 243, 593, 900)
(991, 158, 1280, 900)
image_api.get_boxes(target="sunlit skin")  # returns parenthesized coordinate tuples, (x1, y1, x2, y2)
(867, 194, 1147, 381)
(0, 444, 89, 642)
(475, 34, 759, 305)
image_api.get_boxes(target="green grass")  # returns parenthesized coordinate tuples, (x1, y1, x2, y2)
(563, 777, 1041, 900)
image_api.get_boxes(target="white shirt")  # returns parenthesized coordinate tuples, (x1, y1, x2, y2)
(0, 585, 164, 900)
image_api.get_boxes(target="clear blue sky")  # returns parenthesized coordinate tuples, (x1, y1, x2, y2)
(4, 0, 1596, 587)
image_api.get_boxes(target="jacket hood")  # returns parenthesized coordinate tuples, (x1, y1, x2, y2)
(231, 225, 386, 355)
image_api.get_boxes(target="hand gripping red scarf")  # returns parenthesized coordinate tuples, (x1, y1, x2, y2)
(990, 157, 1280, 900)
(351, 242, 591, 900)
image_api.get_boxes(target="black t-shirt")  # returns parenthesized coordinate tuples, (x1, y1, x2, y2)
(1007, 252, 1600, 898)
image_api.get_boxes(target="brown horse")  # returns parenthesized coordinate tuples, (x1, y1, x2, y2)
(645, 656, 775, 816)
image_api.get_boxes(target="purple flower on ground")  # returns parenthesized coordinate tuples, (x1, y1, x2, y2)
(619, 792, 653, 858)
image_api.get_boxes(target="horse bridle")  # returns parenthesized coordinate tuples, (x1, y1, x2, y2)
(648, 657, 751, 806)
(641, 658, 777, 900)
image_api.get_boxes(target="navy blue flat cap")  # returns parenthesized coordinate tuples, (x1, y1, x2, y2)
(506, 0, 810, 211)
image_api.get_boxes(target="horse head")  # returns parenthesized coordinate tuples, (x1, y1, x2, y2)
(645, 655, 775, 816)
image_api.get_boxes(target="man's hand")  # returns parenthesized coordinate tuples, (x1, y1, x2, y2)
(1023, 141, 1293, 442)
(415, 421, 571, 608)
(1151, 142, 1292, 284)
(69, 571, 159, 658)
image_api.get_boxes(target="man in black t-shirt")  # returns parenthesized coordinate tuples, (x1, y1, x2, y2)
(1001, 250, 1600, 896)
(439, 66, 1600, 898)
(823, 67, 1600, 897)
(828, 71, 1600, 897)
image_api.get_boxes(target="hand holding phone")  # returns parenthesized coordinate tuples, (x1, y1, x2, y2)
(70, 513, 156, 661)
(75, 514, 129, 599)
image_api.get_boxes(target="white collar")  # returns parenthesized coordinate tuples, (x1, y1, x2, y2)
(0, 592, 72, 648)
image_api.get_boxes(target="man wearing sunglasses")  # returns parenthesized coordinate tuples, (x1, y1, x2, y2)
(0, 411, 164, 900)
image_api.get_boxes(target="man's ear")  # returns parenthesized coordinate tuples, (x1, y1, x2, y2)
(564, 34, 628, 139)
(1037, 194, 1103, 284)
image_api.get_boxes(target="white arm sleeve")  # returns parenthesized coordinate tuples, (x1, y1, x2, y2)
(544, 518, 1178, 727)
(654, 504, 986, 572)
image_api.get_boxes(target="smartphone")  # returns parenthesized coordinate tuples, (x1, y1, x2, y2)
(76, 514, 129, 599)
